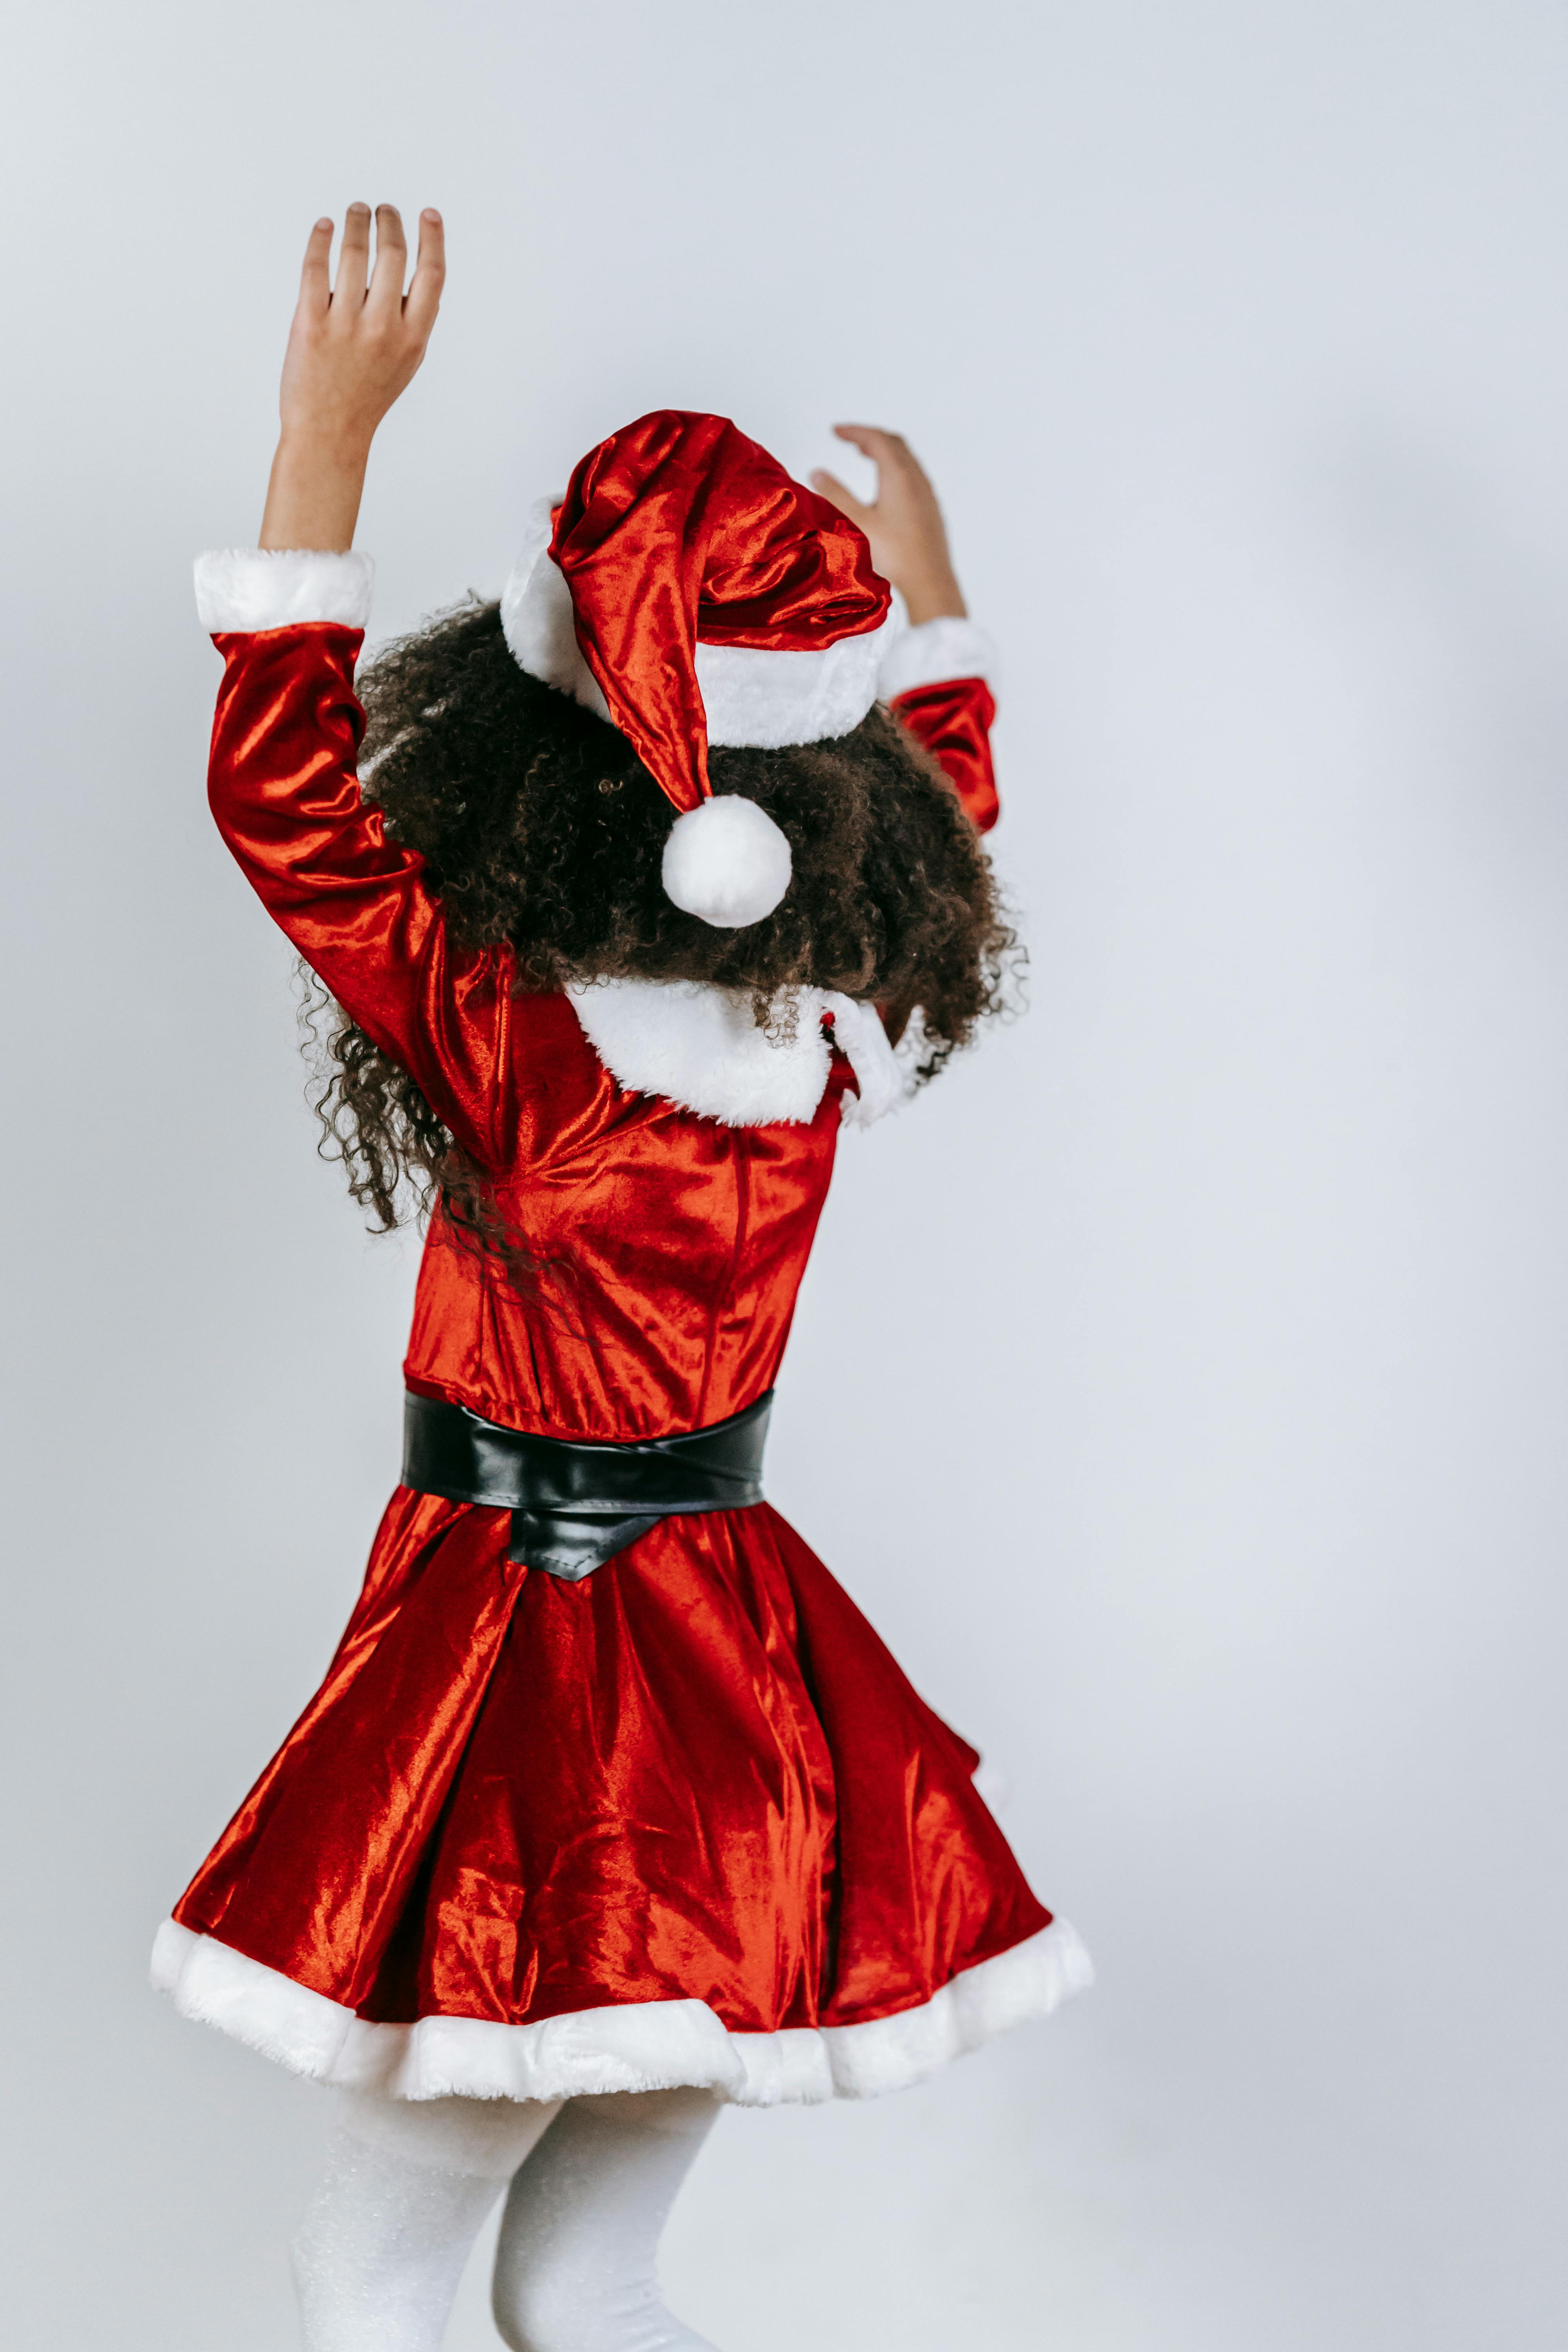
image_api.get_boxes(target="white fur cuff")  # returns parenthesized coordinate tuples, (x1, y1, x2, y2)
(194, 548, 375, 633)
(877, 614, 997, 701)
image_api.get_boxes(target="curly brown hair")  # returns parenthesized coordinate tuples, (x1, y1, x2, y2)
(301, 595, 1019, 1261)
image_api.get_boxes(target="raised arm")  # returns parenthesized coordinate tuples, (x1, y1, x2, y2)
(260, 203, 445, 552)
(812, 427, 1000, 834)
(199, 209, 531, 1169)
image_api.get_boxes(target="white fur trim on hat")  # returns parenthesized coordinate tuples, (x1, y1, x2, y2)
(661, 796, 792, 927)
(876, 613, 998, 701)
(193, 548, 375, 633)
(501, 497, 897, 749)
(499, 500, 611, 721)
(697, 622, 897, 748)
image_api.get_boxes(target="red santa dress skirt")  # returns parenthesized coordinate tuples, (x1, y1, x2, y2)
(152, 621, 1091, 2106)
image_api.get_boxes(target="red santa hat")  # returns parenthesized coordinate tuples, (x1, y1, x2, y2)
(500, 411, 896, 927)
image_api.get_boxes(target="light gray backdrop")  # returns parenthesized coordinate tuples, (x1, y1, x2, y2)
(4, 2, 1566, 2345)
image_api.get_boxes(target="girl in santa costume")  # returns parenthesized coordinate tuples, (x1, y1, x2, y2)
(156, 203, 1091, 2351)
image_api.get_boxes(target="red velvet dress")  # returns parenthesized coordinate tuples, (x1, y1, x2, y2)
(153, 626, 1089, 2105)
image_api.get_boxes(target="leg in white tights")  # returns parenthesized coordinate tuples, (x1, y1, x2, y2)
(291, 2091, 560, 2352)
(491, 2088, 722, 2352)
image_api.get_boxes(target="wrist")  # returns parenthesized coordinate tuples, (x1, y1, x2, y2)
(900, 564, 967, 627)
(260, 430, 371, 554)
(274, 419, 376, 470)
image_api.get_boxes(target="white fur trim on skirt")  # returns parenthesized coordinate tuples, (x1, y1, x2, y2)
(151, 1916, 1092, 2107)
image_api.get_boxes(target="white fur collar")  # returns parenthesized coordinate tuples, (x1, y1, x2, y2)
(566, 978, 902, 1129)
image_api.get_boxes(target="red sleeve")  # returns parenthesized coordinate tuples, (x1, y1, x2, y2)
(206, 623, 526, 1168)
(888, 674, 1000, 834)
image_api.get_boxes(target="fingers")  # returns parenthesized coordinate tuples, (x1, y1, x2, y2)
(834, 423, 907, 466)
(334, 202, 373, 309)
(298, 217, 333, 316)
(809, 468, 874, 527)
(835, 422, 931, 488)
(366, 204, 408, 312)
(404, 208, 446, 335)
(320, 201, 441, 336)
(820, 425, 931, 525)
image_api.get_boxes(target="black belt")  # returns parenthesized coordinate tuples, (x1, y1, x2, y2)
(401, 1388, 772, 1582)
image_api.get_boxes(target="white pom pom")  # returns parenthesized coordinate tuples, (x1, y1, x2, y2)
(661, 795, 793, 928)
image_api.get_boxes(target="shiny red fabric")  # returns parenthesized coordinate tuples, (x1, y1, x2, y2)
(177, 1496, 1046, 2029)
(551, 411, 891, 814)
(174, 624, 1048, 2038)
(890, 675, 1000, 836)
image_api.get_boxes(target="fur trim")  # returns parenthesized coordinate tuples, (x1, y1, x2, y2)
(824, 993, 904, 1128)
(565, 978, 902, 1129)
(568, 978, 829, 1125)
(500, 497, 897, 751)
(151, 1917, 1092, 2107)
(499, 500, 611, 722)
(193, 548, 375, 633)
(877, 614, 998, 701)
(695, 625, 896, 751)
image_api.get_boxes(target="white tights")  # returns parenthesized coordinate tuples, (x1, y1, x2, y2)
(291, 2085, 721, 2352)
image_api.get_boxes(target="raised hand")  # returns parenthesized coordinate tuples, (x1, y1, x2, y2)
(260, 205, 446, 553)
(811, 426, 967, 625)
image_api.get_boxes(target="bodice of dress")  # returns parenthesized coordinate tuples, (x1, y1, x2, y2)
(204, 621, 997, 1442)
(403, 1013, 849, 1437)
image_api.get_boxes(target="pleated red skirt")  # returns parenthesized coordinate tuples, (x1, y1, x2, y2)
(158, 1491, 1084, 2104)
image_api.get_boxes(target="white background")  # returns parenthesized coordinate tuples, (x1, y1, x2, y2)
(4, 2, 1567, 2344)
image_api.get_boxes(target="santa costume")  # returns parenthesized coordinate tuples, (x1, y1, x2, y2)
(155, 411, 1088, 2152)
